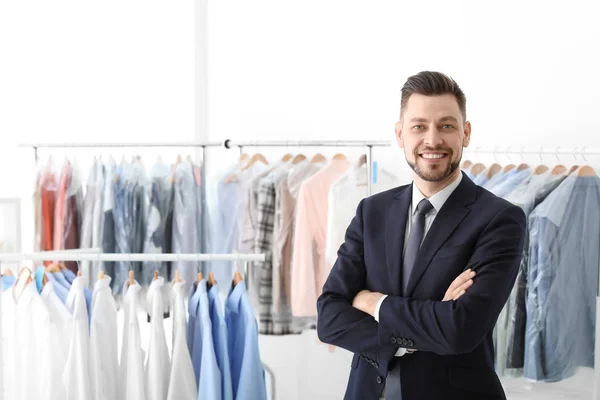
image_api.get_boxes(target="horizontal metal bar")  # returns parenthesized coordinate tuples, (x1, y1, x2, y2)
(19, 141, 224, 149)
(0, 252, 265, 262)
(224, 139, 391, 148)
(465, 146, 600, 155)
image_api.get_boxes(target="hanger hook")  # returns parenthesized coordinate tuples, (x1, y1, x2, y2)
(505, 146, 512, 163)
(493, 146, 499, 162)
(539, 146, 544, 164)
(573, 146, 579, 161)
(582, 146, 588, 162)
(520, 146, 525, 162)
(555, 146, 561, 162)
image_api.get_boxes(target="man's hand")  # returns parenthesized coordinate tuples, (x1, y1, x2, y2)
(443, 268, 476, 301)
(352, 289, 384, 317)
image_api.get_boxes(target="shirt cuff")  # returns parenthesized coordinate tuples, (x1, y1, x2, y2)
(374, 294, 388, 323)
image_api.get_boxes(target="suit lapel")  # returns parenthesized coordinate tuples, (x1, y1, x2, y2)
(385, 185, 412, 296)
(404, 174, 477, 297)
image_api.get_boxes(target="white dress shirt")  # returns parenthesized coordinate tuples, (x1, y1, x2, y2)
(42, 282, 73, 400)
(64, 276, 92, 400)
(374, 172, 463, 356)
(167, 281, 198, 400)
(3, 280, 53, 400)
(145, 277, 171, 400)
(90, 276, 119, 400)
(120, 281, 146, 400)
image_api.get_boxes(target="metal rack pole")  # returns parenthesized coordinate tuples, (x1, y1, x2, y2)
(224, 139, 391, 148)
(0, 252, 265, 262)
(19, 141, 224, 149)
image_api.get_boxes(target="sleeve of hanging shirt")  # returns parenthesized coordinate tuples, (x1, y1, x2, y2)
(198, 309, 222, 399)
(290, 181, 319, 317)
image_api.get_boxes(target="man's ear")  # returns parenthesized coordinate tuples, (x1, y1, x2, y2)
(395, 121, 404, 148)
(463, 121, 472, 147)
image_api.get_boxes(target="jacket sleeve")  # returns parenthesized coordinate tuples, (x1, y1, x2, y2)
(377, 205, 527, 355)
(317, 199, 396, 366)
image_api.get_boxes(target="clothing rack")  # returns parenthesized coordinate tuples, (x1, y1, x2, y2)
(0, 251, 276, 399)
(464, 145, 600, 400)
(223, 139, 392, 196)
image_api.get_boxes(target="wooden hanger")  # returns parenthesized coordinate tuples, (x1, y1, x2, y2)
(3, 269, 14, 276)
(533, 165, 549, 175)
(98, 270, 105, 280)
(197, 272, 203, 283)
(14, 266, 33, 297)
(77, 270, 82, 277)
(153, 270, 159, 280)
(567, 165, 580, 175)
(516, 163, 529, 171)
(46, 262, 64, 273)
(170, 154, 183, 184)
(174, 270, 182, 283)
(128, 270, 135, 286)
(241, 153, 269, 171)
(310, 153, 327, 163)
(551, 164, 567, 175)
(470, 163, 486, 176)
(502, 164, 515, 173)
(239, 153, 250, 162)
(292, 154, 307, 164)
(281, 153, 293, 162)
(332, 153, 347, 161)
(233, 271, 243, 287)
(486, 163, 502, 179)
(208, 272, 217, 286)
(576, 165, 597, 176)
(358, 154, 367, 167)
(42, 273, 49, 286)
(461, 160, 473, 169)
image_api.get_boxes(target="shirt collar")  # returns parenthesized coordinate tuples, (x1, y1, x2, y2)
(225, 280, 247, 314)
(411, 172, 463, 215)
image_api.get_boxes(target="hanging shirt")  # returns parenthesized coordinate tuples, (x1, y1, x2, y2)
(63, 276, 92, 400)
(90, 276, 119, 400)
(80, 160, 98, 278)
(90, 160, 106, 285)
(226, 281, 268, 400)
(120, 280, 146, 400)
(190, 280, 222, 399)
(2, 280, 53, 400)
(0, 278, 3, 398)
(145, 277, 171, 400)
(525, 174, 600, 382)
(61, 269, 92, 320)
(291, 158, 351, 317)
(40, 159, 58, 256)
(490, 168, 532, 198)
(272, 161, 324, 333)
(325, 163, 401, 268)
(101, 158, 117, 288)
(41, 281, 73, 400)
(208, 283, 234, 400)
(167, 281, 198, 400)
(2, 274, 15, 291)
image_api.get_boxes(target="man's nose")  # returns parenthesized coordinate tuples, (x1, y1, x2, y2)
(423, 128, 443, 147)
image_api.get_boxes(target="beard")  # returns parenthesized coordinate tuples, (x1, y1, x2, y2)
(406, 146, 461, 182)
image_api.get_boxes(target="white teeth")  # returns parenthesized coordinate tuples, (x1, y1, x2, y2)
(422, 154, 445, 159)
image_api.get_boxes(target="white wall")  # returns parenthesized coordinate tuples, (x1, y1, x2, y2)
(206, 1, 600, 399)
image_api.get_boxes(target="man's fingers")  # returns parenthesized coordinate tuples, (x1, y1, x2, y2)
(453, 289, 466, 300)
(448, 269, 475, 291)
(449, 278, 474, 300)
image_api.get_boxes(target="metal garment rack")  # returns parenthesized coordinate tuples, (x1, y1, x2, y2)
(0, 251, 276, 399)
(464, 145, 600, 400)
(224, 139, 392, 196)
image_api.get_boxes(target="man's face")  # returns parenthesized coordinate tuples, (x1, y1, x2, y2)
(396, 93, 471, 183)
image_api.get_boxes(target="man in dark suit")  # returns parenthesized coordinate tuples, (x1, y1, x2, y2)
(317, 71, 526, 399)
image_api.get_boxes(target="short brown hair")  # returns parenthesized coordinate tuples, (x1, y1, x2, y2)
(400, 71, 466, 121)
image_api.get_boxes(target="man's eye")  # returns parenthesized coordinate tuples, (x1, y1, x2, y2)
(442, 125, 454, 129)
(412, 125, 424, 130)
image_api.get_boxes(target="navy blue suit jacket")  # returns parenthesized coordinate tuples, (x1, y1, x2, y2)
(317, 173, 526, 400)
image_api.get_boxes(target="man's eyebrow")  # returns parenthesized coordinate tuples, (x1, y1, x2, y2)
(439, 116, 459, 123)
(409, 117, 428, 123)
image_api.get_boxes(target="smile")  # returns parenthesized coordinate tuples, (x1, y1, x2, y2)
(420, 153, 447, 159)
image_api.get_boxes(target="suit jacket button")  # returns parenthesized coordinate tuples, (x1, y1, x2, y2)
(401, 339, 408, 346)
(377, 376, 383, 384)
(391, 337, 397, 344)
(408, 340, 414, 347)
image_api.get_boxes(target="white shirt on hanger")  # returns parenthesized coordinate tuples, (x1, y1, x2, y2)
(41, 281, 73, 400)
(120, 280, 146, 400)
(63, 276, 92, 400)
(145, 277, 171, 400)
(167, 281, 198, 400)
(90, 276, 119, 400)
(2, 278, 53, 400)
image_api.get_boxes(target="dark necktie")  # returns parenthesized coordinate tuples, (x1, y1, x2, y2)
(402, 199, 433, 294)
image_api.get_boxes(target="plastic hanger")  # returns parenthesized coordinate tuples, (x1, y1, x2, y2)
(310, 153, 327, 163)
